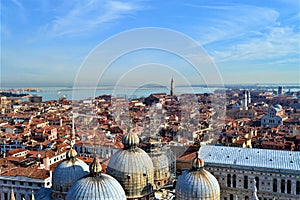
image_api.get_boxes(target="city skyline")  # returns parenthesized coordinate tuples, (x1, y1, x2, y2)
(1, 0, 299, 87)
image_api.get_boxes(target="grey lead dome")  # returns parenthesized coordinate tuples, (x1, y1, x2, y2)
(66, 157, 126, 200)
(66, 174, 126, 200)
(176, 154, 220, 200)
(107, 131, 155, 199)
(52, 148, 89, 194)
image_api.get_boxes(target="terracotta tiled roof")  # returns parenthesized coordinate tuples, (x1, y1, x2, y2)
(177, 151, 197, 162)
(8, 148, 27, 156)
(177, 145, 199, 162)
(5, 156, 27, 163)
(1, 167, 50, 179)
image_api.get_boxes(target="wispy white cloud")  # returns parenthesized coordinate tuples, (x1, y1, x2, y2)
(44, 0, 145, 37)
(194, 4, 280, 45)
(187, 3, 299, 65)
(210, 26, 299, 63)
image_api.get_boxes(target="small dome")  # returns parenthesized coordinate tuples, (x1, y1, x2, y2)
(151, 152, 169, 171)
(176, 154, 220, 200)
(150, 151, 170, 187)
(52, 149, 89, 193)
(122, 132, 139, 149)
(66, 157, 126, 200)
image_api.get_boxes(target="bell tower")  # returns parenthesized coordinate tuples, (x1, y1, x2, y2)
(170, 77, 174, 96)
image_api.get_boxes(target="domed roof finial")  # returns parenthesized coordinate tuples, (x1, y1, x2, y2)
(10, 187, 16, 200)
(122, 132, 139, 150)
(90, 156, 102, 176)
(31, 190, 35, 200)
(66, 147, 78, 161)
(191, 152, 204, 171)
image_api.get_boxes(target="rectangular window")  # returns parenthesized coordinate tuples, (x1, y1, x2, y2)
(281, 180, 285, 193)
(244, 176, 248, 189)
(227, 174, 231, 187)
(4, 193, 8, 200)
(273, 179, 277, 192)
(287, 180, 291, 194)
(233, 175, 237, 188)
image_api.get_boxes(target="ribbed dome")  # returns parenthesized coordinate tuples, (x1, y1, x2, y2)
(107, 132, 155, 199)
(175, 154, 220, 200)
(52, 149, 89, 193)
(122, 132, 139, 149)
(151, 152, 169, 170)
(150, 151, 170, 187)
(176, 170, 220, 200)
(66, 157, 126, 200)
(108, 148, 154, 173)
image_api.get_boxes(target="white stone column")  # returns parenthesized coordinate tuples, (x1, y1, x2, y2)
(291, 180, 296, 195)
(285, 179, 287, 194)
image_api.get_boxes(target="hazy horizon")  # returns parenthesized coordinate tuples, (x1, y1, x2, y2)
(1, 82, 300, 89)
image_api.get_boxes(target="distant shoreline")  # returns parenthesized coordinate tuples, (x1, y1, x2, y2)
(1, 84, 299, 101)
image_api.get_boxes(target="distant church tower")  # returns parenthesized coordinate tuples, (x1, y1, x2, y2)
(246, 90, 251, 104)
(170, 77, 174, 96)
(278, 86, 284, 96)
(241, 90, 251, 110)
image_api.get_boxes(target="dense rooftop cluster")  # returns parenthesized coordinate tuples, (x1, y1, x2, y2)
(0, 86, 299, 199)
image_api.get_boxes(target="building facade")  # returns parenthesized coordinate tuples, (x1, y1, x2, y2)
(261, 105, 284, 128)
(199, 145, 300, 200)
(0, 168, 51, 200)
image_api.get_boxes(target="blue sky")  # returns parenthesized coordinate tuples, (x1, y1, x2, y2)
(1, 0, 299, 87)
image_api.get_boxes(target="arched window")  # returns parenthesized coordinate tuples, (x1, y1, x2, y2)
(227, 174, 231, 187)
(296, 181, 300, 195)
(273, 178, 277, 192)
(233, 174, 237, 188)
(281, 179, 285, 193)
(230, 194, 233, 200)
(255, 177, 259, 190)
(244, 176, 248, 189)
(287, 180, 291, 194)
